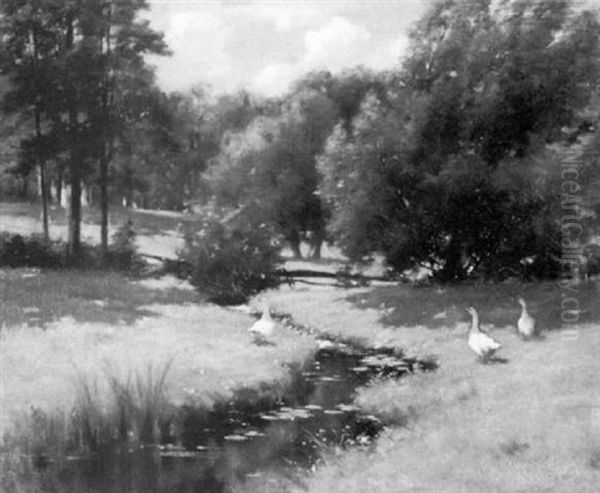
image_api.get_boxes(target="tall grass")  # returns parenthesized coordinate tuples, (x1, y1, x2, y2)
(75, 361, 174, 452)
(3, 362, 175, 465)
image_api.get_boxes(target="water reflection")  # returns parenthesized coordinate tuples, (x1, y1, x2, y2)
(7, 343, 434, 492)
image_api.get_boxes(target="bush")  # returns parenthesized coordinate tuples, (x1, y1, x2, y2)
(0, 223, 144, 273)
(0, 233, 62, 268)
(177, 210, 281, 304)
(105, 219, 143, 273)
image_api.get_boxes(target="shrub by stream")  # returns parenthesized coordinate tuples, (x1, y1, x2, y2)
(176, 211, 281, 305)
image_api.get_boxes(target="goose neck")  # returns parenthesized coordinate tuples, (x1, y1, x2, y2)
(262, 307, 273, 321)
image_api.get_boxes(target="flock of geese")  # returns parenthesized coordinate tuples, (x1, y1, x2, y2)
(466, 297, 537, 363)
(249, 296, 538, 364)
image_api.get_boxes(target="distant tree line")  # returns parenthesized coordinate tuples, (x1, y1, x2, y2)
(1, 0, 599, 280)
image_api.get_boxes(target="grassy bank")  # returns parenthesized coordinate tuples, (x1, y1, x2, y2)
(2, 202, 599, 491)
(0, 269, 316, 451)
(267, 280, 600, 492)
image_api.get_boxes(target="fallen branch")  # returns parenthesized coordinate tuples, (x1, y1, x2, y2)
(138, 254, 395, 284)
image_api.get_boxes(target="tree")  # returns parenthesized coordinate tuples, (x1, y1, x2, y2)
(0, 0, 66, 239)
(318, 92, 419, 264)
(319, 0, 600, 280)
(207, 88, 338, 258)
(0, 0, 168, 257)
(132, 88, 223, 211)
(81, 0, 167, 255)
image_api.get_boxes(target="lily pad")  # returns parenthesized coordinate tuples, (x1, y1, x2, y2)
(336, 403, 359, 412)
(160, 450, 199, 458)
(244, 430, 266, 438)
(224, 434, 248, 442)
(304, 404, 323, 411)
(319, 376, 341, 382)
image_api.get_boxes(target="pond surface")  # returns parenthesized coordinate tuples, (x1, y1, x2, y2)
(10, 341, 435, 493)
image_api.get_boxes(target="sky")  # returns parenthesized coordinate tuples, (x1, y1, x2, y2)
(144, 0, 429, 97)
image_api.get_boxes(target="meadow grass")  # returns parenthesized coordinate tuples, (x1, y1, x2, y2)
(3, 202, 599, 491)
(266, 280, 600, 492)
(268, 279, 598, 355)
(0, 202, 191, 259)
(0, 269, 317, 457)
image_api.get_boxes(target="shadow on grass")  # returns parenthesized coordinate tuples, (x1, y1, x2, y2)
(0, 268, 203, 328)
(483, 356, 510, 365)
(345, 279, 599, 331)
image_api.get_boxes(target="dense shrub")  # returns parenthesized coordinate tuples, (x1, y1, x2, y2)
(177, 210, 281, 304)
(0, 222, 143, 273)
(105, 220, 142, 272)
(0, 233, 61, 268)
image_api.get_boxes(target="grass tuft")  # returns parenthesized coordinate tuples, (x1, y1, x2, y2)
(72, 362, 174, 452)
(499, 439, 530, 456)
(2, 363, 175, 463)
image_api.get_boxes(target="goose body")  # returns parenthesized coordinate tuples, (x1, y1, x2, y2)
(466, 307, 501, 361)
(248, 300, 276, 340)
(517, 297, 536, 339)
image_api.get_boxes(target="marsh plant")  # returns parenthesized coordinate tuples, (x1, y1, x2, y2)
(3, 362, 176, 466)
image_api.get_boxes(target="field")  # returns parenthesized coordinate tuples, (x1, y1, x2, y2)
(1, 202, 599, 492)
(270, 282, 600, 492)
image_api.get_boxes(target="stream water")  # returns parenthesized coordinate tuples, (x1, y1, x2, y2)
(8, 340, 435, 493)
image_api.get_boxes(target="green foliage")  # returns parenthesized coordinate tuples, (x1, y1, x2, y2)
(104, 219, 142, 272)
(318, 92, 419, 263)
(177, 206, 281, 305)
(0, 226, 143, 272)
(0, 232, 61, 268)
(318, 0, 600, 281)
(0, 0, 168, 253)
(206, 88, 339, 257)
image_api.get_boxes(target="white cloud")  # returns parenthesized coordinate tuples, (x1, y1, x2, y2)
(365, 34, 411, 71)
(304, 17, 371, 69)
(145, 2, 423, 97)
(249, 2, 335, 32)
(252, 17, 407, 97)
(251, 62, 302, 97)
(146, 10, 237, 93)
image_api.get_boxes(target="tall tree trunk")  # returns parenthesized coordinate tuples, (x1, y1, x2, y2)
(309, 226, 325, 260)
(99, 6, 113, 259)
(31, 26, 48, 239)
(39, 160, 49, 240)
(35, 106, 49, 240)
(56, 173, 62, 207)
(288, 230, 302, 258)
(100, 154, 109, 255)
(68, 153, 82, 257)
(310, 238, 323, 260)
(65, 14, 81, 258)
(125, 158, 133, 207)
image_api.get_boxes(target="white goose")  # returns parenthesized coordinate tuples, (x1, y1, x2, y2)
(248, 298, 277, 343)
(517, 297, 536, 339)
(466, 307, 501, 362)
